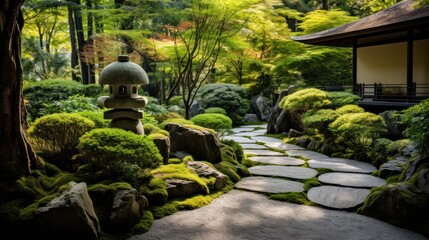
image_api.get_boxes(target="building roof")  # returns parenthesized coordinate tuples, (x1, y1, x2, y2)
(291, 0, 429, 47)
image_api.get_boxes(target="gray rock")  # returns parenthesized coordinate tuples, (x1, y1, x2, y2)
(222, 135, 257, 143)
(251, 95, 272, 121)
(318, 172, 386, 188)
(401, 142, 417, 157)
(308, 158, 377, 173)
(234, 176, 304, 193)
(248, 165, 317, 180)
(189, 100, 205, 118)
(379, 156, 409, 178)
(378, 111, 405, 140)
(152, 136, 170, 165)
(416, 168, 429, 194)
(165, 123, 222, 163)
(403, 154, 429, 181)
(267, 89, 289, 134)
(251, 136, 283, 144)
(34, 182, 100, 240)
(110, 189, 149, 232)
(187, 161, 228, 190)
(248, 156, 305, 166)
(308, 186, 370, 209)
(286, 150, 329, 159)
(167, 105, 180, 112)
(243, 149, 285, 156)
(243, 113, 260, 123)
(240, 143, 268, 149)
(166, 179, 206, 198)
(288, 129, 303, 137)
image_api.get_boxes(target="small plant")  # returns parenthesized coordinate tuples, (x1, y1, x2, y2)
(191, 113, 232, 131)
(40, 94, 100, 116)
(401, 99, 429, 154)
(28, 113, 95, 171)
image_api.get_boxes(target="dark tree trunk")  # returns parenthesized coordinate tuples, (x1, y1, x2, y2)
(68, 5, 79, 81)
(72, 0, 90, 84)
(94, 0, 105, 75)
(86, 0, 96, 84)
(0, 0, 37, 191)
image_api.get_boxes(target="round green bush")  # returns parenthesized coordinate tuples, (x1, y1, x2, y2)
(401, 99, 429, 154)
(190, 113, 232, 131)
(329, 112, 387, 138)
(279, 88, 331, 113)
(76, 111, 108, 128)
(205, 107, 227, 115)
(198, 83, 249, 124)
(77, 128, 163, 178)
(335, 104, 364, 115)
(327, 91, 360, 108)
(302, 109, 338, 131)
(28, 113, 95, 171)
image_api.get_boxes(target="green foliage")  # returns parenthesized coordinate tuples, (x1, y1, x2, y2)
(214, 162, 241, 183)
(143, 97, 168, 118)
(139, 177, 168, 206)
(39, 94, 100, 116)
(205, 107, 227, 115)
(28, 113, 95, 171)
(144, 123, 169, 137)
(154, 112, 184, 123)
(335, 104, 365, 115)
(370, 138, 393, 167)
(168, 96, 185, 107)
(327, 92, 360, 108)
(142, 113, 159, 125)
(401, 99, 429, 154)
(329, 112, 387, 138)
(191, 113, 232, 131)
(75, 111, 108, 128)
(77, 128, 163, 180)
(279, 88, 331, 113)
(159, 118, 194, 129)
(302, 109, 338, 131)
(221, 139, 244, 163)
(198, 83, 249, 125)
(303, 177, 322, 191)
(130, 211, 154, 234)
(387, 139, 410, 156)
(299, 10, 358, 34)
(23, 80, 102, 120)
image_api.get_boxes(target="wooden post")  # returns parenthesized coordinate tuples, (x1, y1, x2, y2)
(407, 29, 414, 98)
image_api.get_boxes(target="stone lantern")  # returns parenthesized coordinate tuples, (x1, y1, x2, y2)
(97, 55, 149, 134)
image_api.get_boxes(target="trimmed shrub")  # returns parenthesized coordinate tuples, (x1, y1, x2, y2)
(302, 109, 338, 132)
(279, 88, 331, 113)
(76, 111, 108, 128)
(335, 104, 364, 115)
(144, 123, 169, 137)
(329, 112, 387, 138)
(154, 112, 184, 123)
(205, 107, 227, 115)
(198, 83, 249, 125)
(23, 80, 102, 120)
(191, 113, 232, 131)
(28, 113, 95, 171)
(168, 96, 184, 107)
(77, 128, 163, 179)
(401, 99, 429, 154)
(327, 91, 360, 108)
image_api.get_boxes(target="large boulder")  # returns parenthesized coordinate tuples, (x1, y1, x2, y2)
(33, 182, 100, 240)
(165, 123, 222, 163)
(267, 89, 289, 134)
(402, 154, 429, 181)
(378, 111, 405, 140)
(187, 161, 228, 190)
(379, 156, 410, 178)
(251, 95, 272, 121)
(358, 182, 429, 237)
(152, 135, 170, 165)
(165, 179, 207, 198)
(189, 100, 205, 118)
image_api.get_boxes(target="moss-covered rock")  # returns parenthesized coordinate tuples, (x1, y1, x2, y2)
(358, 182, 429, 237)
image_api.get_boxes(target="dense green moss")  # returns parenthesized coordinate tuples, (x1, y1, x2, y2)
(214, 162, 241, 183)
(191, 113, 232, 131)
(303, 177, 322, 191)
(130, 210, 154, 234)
(269, 192, 314, 206)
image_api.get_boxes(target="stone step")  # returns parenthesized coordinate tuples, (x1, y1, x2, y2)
(234, 176, 304, 193)
(318, 172, 386, 188)
(248, 165, 317, 180)
(307, 186, 371, 209)
(248, 156, 305, 166)
(308, 158, 376, 173)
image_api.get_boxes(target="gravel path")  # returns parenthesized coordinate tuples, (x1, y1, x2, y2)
(129, 190, 427, 240)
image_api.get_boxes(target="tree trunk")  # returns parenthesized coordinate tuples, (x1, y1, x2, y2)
(72, 0, 90, 84)
(0, 0, 37, 188)
(68, 4, 79, 81)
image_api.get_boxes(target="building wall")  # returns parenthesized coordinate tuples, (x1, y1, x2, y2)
(357, 40, 429, 95)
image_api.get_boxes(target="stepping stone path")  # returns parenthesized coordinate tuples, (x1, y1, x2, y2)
(235, 176, 304, 193)
(248, 156, 305, 166)
(225, 124, 386, 210)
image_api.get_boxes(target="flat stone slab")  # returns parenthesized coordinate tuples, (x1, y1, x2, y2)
(230, 127, 255, 133)
(243, 149, 285, 156)
(286, 150, 329, 159)
(233, 131, 265, 137)
(308, 158, 377, 173)
(248, 156, 305, 166)
(318, 172, 386, 188)
(251, 136, 284, 144)
(222, 136, 257, 143)
(265, 142, 305, 151)
(308, 186, 371, 209)
(240, 144, 268, 149)
(248, 165, 317, 180)
(234, 176, 304, 193)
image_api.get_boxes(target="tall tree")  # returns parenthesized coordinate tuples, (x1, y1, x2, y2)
(0, 0, 37, 190)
